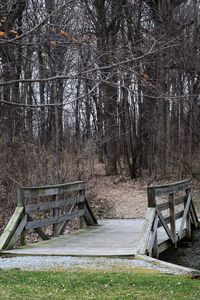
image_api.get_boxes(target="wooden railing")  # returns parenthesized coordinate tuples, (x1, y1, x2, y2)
(0, 181, 97, 251)
(138, 180, 199, 257)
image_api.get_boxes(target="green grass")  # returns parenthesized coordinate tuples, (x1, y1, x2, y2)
(0, 269, 200, 300)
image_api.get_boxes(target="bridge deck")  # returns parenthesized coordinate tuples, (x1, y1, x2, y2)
(0, 219, 184, 257)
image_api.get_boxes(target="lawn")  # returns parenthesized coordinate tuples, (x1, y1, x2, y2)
(0, 269, 199, 300)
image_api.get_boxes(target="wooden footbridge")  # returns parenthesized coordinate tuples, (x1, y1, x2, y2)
(0, 180, 199, 258)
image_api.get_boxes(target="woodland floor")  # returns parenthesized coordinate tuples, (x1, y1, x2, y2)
(1, 163, 200, 234)
(88, 175, 148, 219)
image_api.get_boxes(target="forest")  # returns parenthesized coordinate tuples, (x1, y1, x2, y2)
(0, 0, 200, 203)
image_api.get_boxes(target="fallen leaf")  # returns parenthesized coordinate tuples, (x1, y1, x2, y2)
(60, 30, 68, 38)
(0, 31, 6, 38)
(82, 34, 89, 43)
(50, 40, 57, 47)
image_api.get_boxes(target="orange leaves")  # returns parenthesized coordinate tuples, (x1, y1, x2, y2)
(48, 30, 90, 48)
(59, 30, 68, 38)
(82, 34, 89, 44)
(0, 31, 6, 38)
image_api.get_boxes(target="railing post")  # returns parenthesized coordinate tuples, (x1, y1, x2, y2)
(147, 187, 158, 257)
(169, 192, 176, 247)
(18, 188, 25, 207)
(185, 188, 192, 238)
(147, 187, 156, 207)
(17, 188, 26, 246)
(53, 195, 59, 237)
(78, 189, 85, 228)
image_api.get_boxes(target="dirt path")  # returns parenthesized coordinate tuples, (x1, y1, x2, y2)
(88, 176, 148, 219)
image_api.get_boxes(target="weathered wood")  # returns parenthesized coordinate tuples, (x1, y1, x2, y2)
(58, 204, 77, 235)
(157, 209, 175, 243)
(23, 181, 85, 198)
(136, 254, 200, 276)
(149, 214, 159, 257)
(53, 195, 59, 237)
(158, 240, 172, 254)
(186, 189, 192, 237)
(157, 196, 185, 211)
(147, 187, 156, 207)
(152, 230, 158, 258)
(17, 188, 25, 207)
(0, 207, 24, 250)
(157, 201, 169, 211)
(25, 195, 84, 213)
(137, 208, 156, 255)
(169, 193, 176, 245)
(157, 210, 184, 228)
(78, 190, 85, 228)
(6, 215, 27, 250)
(179, 191, 192, 238)
(27, 214, 50, 240)
(189, 200, 198, 228)
(84, 199, 98, 225)
(175, 196, 186, 206)
(25, 210, 85, 230)
(20, 231, 26, 246)
(84, 203, 97, 226)
(149, 180, 191, 197)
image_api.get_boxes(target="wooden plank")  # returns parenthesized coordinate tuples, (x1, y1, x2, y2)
(0, 207, 24, 250)
(158, 240, 172, 254)
(84, 203, 97, 226)
(169, 193, 176, 245)
(158, 229, 187, 254)
(157, 197, 185, 211)
(189, 200, 198, 228)
(157, 201, 169, 211)
(157, 210, 184, 228)
(150, 180, 190, 189)
(25, 195, 84, 213)
(148, 214, 159, 257)
(6, 215, 27, 250)
(157, 209, 175, 243)
(154, 196, 185, 212)
(147, 187, 156, 207)
(78, 190, 85, 228)
(137, 208, 156, 255)
(53, 195, 59, 237)
(179, 192, 192, 238)
(84, 199, 98, 225)
(17, 188, 25, 207)
(23, 181, 85, 198)
(58, 204, 76, 235)
(152, 180, 191, 197)
(186, 189, 192, 237)
(25, 210, 85, 230)
(27, 214, 49, 240)
(175, 196, 186, 206)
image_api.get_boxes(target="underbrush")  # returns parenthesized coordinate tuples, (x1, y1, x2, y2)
(0, 269, 199, 300)
(0, 139, 96, 235)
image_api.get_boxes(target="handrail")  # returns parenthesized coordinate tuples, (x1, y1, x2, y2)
(147, 180, 192, 206)
(138, 180, 198, 257)
(20, 181, 85, 200)
(0, 181, 97, 251)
